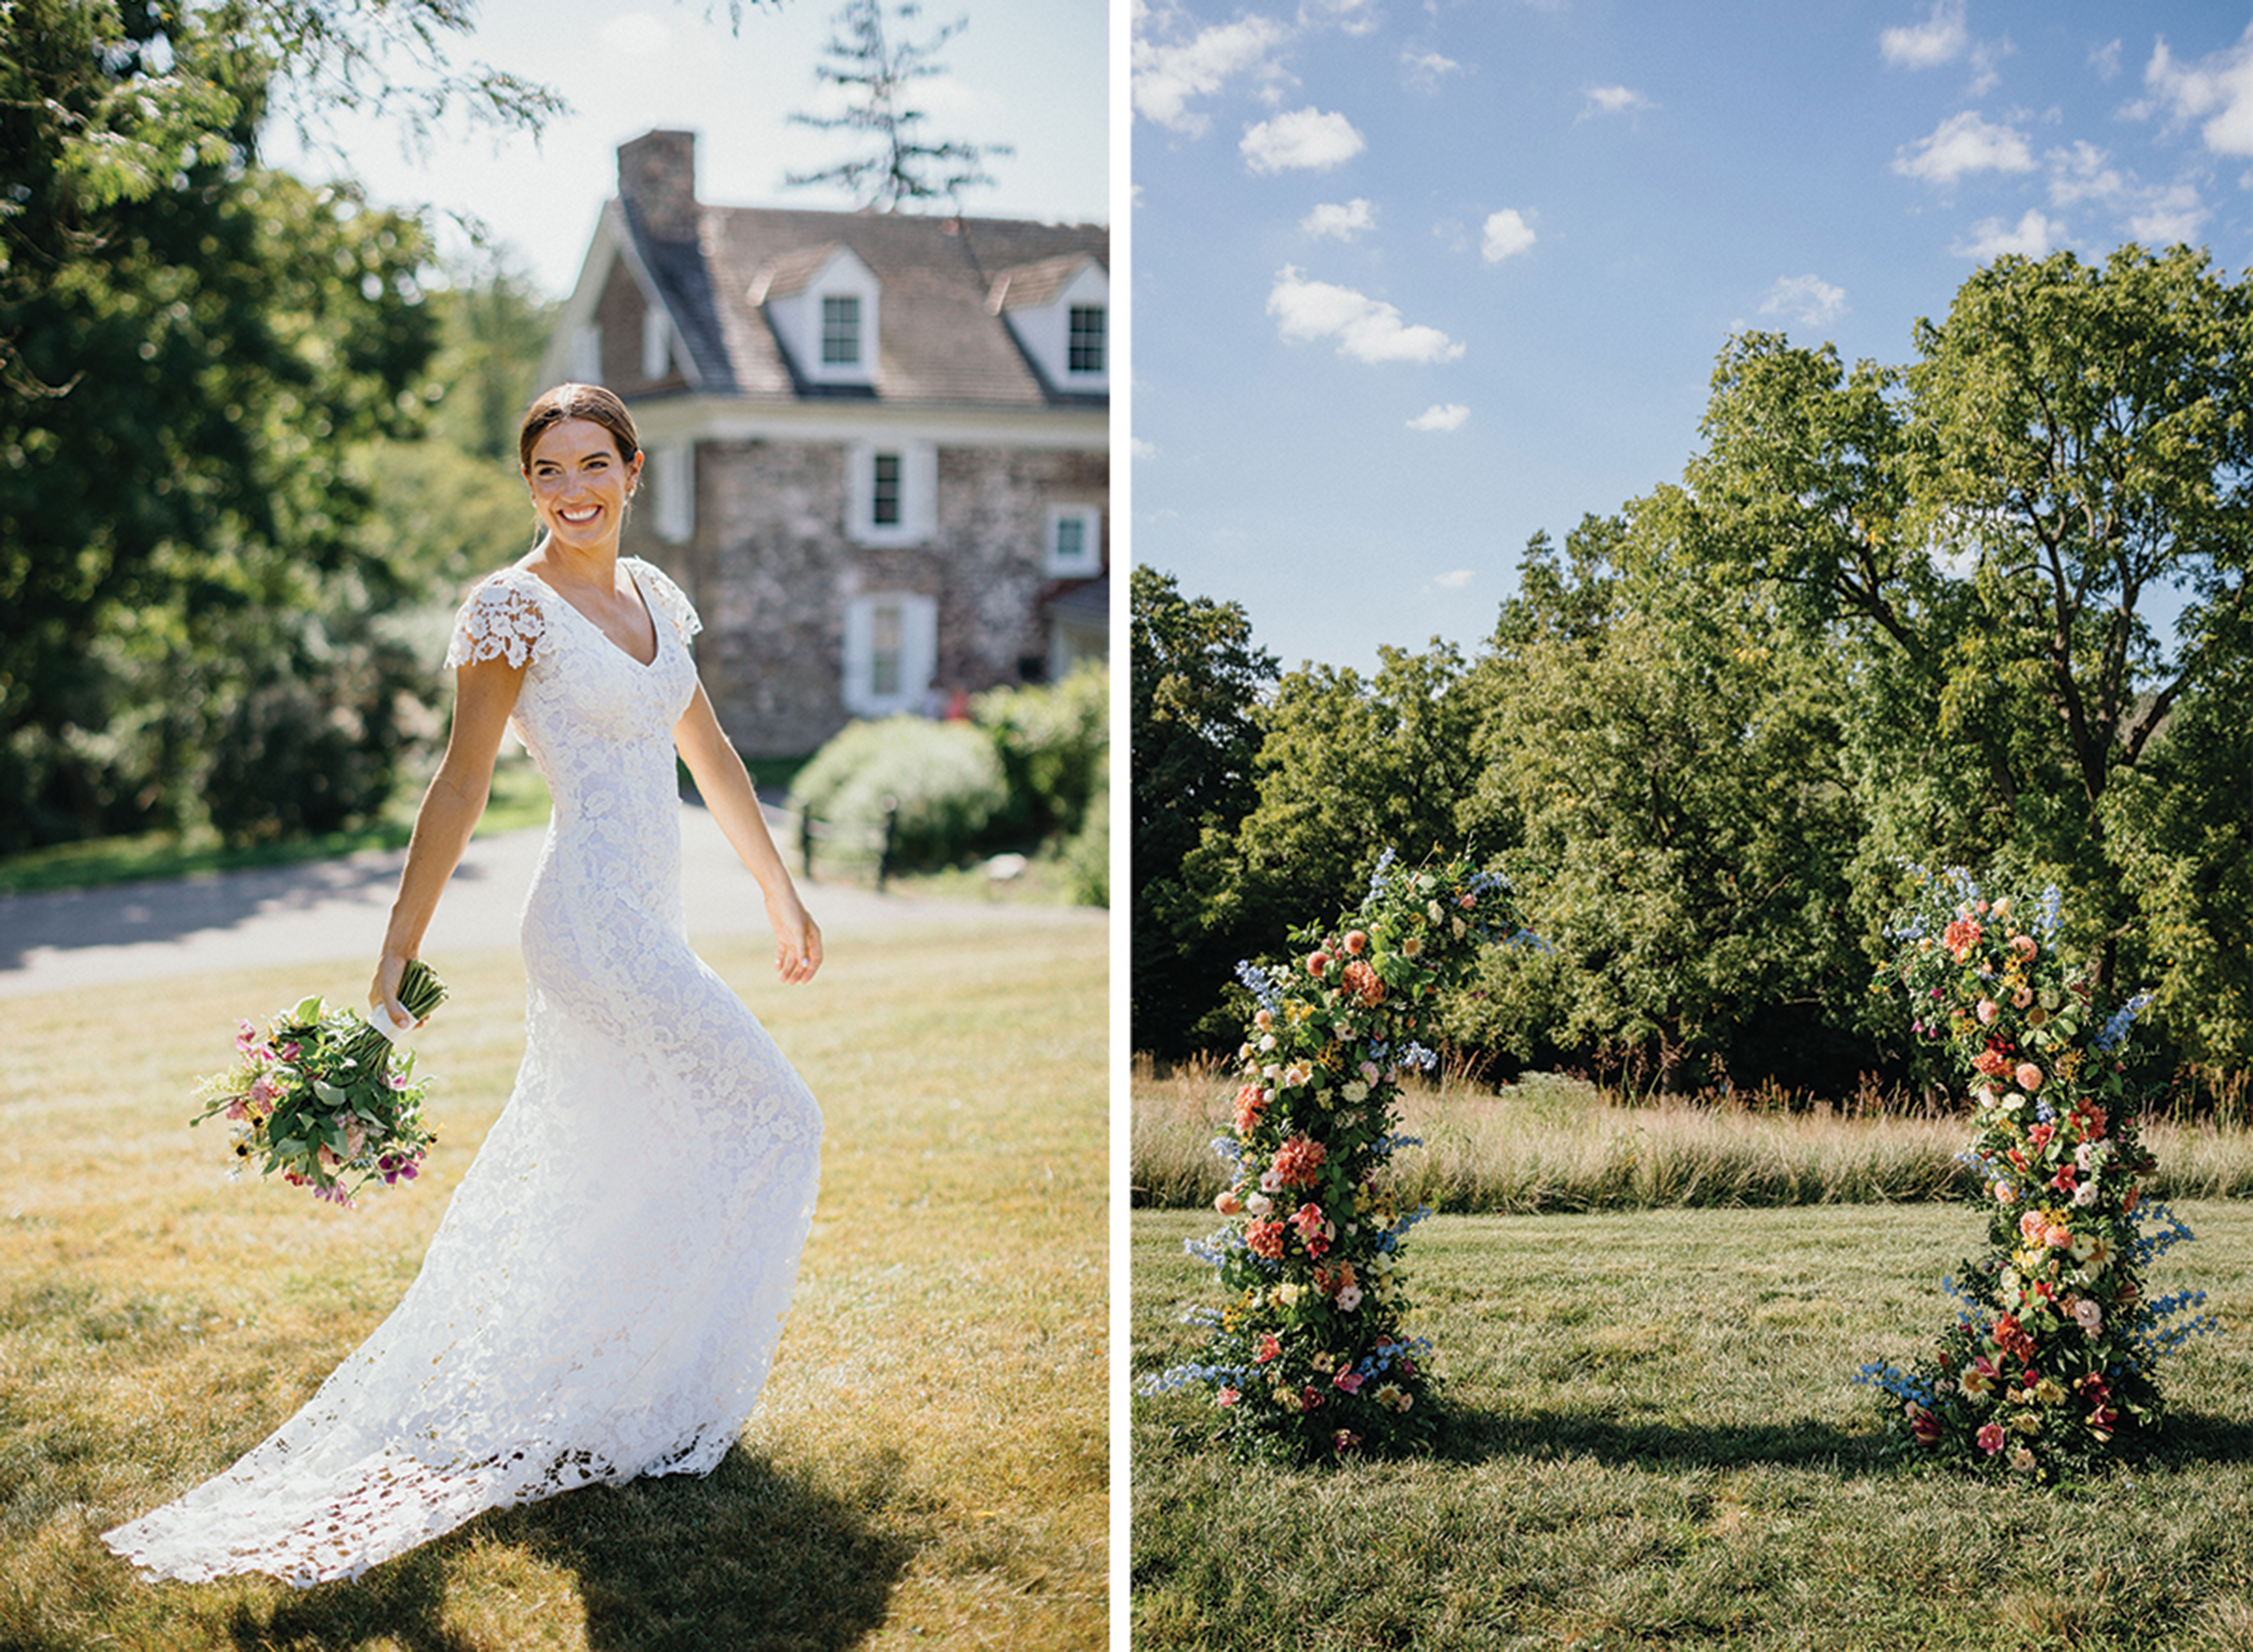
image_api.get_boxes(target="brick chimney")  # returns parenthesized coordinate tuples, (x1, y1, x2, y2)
(619, 130, 698, 243)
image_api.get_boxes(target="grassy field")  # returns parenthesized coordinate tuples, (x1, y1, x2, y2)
(1133, 1203, 2253, 1650)
(0, 918, 1105, 1650)
(1134, 1058, 2253, 1213)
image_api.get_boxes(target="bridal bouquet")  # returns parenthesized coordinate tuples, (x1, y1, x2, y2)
(192, 960, 449, 1206)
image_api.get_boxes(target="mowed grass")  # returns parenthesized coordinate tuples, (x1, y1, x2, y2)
(0, 917, 1106, 1651)
(1134, 1203, 2253, 1650)
(1134, 1058, 2253, 1213)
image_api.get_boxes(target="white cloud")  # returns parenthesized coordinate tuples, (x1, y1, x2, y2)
(1401, 47, 1463, 92)
(1579, 84, 1656, 119)
(1893, 111, 2036, 187)
(1953, 207, 2060, 260)
(2143, 26, 2253, 158)
(1303, 198, 1376, 239)
(1300, 0, 1379, 36)
(1879, 0, 1967, 69)
(2046, 139, 2126, 207)
(1431, 570, 1476, 589)
(1408, 405, 1471, 433)
(2091, 38, 2122, 82)
(2130, 183, 2207, 245)
(1267, 267, 1466, 364)
(1132, 437, 1159, 461)
(1757, 274, 1847, 329)
(1480, 208, 1536, 264)
(1241, 107, 1368, 174)
(1132, 12, 1293, 134)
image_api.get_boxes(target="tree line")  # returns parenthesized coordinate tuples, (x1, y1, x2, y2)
(1134, 245, 2252, 1098)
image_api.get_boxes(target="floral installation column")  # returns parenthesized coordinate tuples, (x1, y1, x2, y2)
(1858, 867, 2215, 1480)
(1144, 851, 1531, 1462)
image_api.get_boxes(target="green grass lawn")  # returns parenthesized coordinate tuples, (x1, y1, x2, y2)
(0, 918, 1105, 1650)
(1134, 1203, 2253, 1650)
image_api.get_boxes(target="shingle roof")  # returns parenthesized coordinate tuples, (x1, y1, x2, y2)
(624, 203, 1108, 409)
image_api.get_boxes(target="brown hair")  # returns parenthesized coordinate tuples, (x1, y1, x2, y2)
(518, 382, 640, 471)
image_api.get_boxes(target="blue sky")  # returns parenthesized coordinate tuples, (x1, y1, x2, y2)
(269, 0, 1110, 298)
(1131, 0, 2253, 675)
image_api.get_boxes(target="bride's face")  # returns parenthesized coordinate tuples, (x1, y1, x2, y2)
(524, 418, 640, 552)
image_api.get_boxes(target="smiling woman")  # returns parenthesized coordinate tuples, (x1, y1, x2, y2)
(102, 381, 833, 1585)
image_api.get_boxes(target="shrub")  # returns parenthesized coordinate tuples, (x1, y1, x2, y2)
(974, 663, 1107, 841)
(1059, 747, 1109, 907)
(787, 716, 1006, 871)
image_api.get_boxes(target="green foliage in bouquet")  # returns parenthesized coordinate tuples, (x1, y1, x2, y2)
(1857, 869, 2214, 1480)
(1144, 852, 1534, 1462)
(192, 960, 450, 1205)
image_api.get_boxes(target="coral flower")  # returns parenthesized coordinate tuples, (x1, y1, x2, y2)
(1244, 1219, 1286, 1261)
(1341, 960, 1384, 1007)
(1943, 917, 1984, 960)
(1254, 1332, 1281, 1365)
(2015, 1062, 2045, 1093)
(1342, 929, 1369, 955)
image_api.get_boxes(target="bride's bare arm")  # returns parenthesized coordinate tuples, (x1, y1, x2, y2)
(674, 682, 822, 984)
(371, 657, 527, 1023)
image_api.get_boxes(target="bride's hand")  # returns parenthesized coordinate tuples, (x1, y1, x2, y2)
(369, 952, 422, 1032)
(765, 890, 822, 985)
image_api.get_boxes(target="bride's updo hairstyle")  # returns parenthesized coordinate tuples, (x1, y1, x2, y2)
(518, 382, 640, 471)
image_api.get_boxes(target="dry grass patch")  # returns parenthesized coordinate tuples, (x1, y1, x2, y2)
(1, 917, 1106, 1650)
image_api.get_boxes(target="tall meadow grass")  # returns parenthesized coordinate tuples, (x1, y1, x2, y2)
(1133, 1054, 2253, 1213)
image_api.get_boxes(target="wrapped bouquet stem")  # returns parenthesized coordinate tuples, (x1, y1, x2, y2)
(192, 959, 449, 1206)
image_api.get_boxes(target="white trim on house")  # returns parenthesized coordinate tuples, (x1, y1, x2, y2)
(999, 259, 1110, 394)
(651, 443, 693, 543)
(641, 305, 673, 379)
(627, 394, 1105, 452)
(758, 246, 882, 389)
(845, 439, 938, 545)
(1045, 504, 1103, 577)
(841, 591, 938, 717)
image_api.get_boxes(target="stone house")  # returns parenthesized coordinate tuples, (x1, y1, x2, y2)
(537, 129, 1110, 757)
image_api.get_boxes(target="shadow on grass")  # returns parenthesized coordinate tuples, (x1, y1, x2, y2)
(230, 1446, 916, 1652)
(1433, 1403, 1889, 1476)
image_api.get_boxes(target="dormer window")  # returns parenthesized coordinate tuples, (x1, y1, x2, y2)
(821, 296, 862, 367)
(991, 254, 1110, 395)
(753, 244, 881, 388)
(1067, 305, 1105, 375)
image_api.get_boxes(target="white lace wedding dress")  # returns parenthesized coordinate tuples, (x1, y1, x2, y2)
(103, 558, 822, 1585)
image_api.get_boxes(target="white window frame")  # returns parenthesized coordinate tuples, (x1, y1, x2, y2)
(845, 439, 938, 546)
(1045, 504, 1102, 577)
(1066, 304, 1106, 377)
(763, 247, 881, 387)
(998, 259, 1109, 394)
(651, 443, 693, 543)
(820, 294, 862, 368)
(641, 304, 672, 379)
(842, 591, 938, 718)
(570, 321, 602, 384)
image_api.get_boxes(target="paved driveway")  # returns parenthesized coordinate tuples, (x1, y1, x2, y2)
(0, 804, 1093, 999)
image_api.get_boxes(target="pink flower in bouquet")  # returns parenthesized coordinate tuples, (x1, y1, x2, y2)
(2015, 1062, 2045, 1093)
(2009, 1445, 2037, 1474)
(1341, 960, 1385, 1007)
(1299, 1385, 1323, 1413)
(1333, 1367, 1364, 1394)
(1333, 1429, 1361, 1452)
(1943, 917, 1983, 960)
(235, 1019, 261, 1055)
(1359, 1060, 1380, 1084)
(1908, 1404, 1941, 1445)
(1291, 1202, 1328, 1242)
(1245, 1219, 1286, 1261)
(1217, 1387, 1240, 1407)
(1254, 1332, 1281, 1364)
(1961, 1356, 2000, 1398)
(1342, 929, 1369, 955)
(1246, 1192, 1273, 1217)
(2012, 935, 2038, 959)
(1306, 951, 1331, 978)
(2044, 1221, 2073, 1249)
(1215, 1189, 1245, 1216)
(1254, 1008, 1274, 1032)
(1976, 1000, 2000, 1025)
(2072, 1297, 2103, 1334)
(1977, 1422, 2006, 1456)
(2012, 986, 2033, 1010)
(1335, 1285, 1364, 1311)
(2029, 1123, 2055, 1152)
(1993, 1180, 2017, 1204)
(1259, 1167, 1285, 1193)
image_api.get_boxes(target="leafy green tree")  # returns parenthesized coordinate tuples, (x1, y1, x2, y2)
(786, 0, 1012, 211)
(1453, 512, 1868, 1092)
(1689, 246, 2253, 1063)
(1130, 567, 1276, 1056)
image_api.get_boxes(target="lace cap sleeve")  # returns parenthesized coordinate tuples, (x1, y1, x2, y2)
(446, 571, 554, 669)
(633, 558, 703, 648)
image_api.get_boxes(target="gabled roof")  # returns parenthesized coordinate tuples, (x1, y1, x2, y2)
(631, 203, 1109, 409)
(989, 252, 1103, 314)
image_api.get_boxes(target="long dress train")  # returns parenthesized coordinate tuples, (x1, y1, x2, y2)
(102, 558, 822, 1585)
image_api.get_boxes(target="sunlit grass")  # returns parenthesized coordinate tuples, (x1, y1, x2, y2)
(1134, 1203, 2253, 1650)
(1134, 1055, 2253, 1212)
(0, 918, 1105, 1650)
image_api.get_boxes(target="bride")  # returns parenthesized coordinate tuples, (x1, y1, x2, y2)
(103, 383, 826, 1585)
